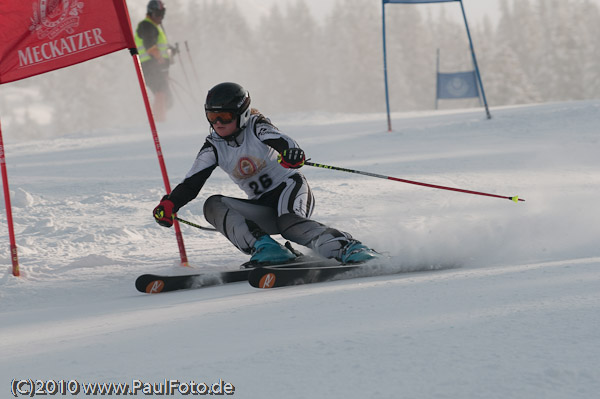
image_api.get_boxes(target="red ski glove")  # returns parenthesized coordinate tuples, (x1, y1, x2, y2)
(153, 198, 175, 227)
(278, 148, 305, 169)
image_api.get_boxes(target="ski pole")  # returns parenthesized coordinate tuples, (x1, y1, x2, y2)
(184, 41, 202, 91)
(304, 161, 524, 203)
(175, 217, 217, 231)
(175, 42, 195, 100)
(168, 77, 202, 122)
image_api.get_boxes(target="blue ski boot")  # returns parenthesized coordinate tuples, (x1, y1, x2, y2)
(250, 235, 296, 265)
(339, 240, 380, 264)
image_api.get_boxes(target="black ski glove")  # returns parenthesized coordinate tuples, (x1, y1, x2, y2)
(278, 148, 305, 169)
(153, 196, 175, 227)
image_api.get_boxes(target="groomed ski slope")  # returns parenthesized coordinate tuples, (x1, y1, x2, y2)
(1, 100, 599, 398)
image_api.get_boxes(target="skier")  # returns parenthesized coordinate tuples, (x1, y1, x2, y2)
(153, 82, 379, 265)
(134, 0, 176, 122)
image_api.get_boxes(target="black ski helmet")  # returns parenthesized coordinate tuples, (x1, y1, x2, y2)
(147, 0, 166, 16)
(205, 82, 251, 129)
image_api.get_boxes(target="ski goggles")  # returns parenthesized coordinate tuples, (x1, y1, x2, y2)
(206, 111, 236, 124)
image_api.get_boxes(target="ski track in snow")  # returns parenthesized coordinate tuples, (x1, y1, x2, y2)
(1, 101, 599, 398)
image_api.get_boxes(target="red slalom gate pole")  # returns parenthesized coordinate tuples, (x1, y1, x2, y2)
(0, 120, 20, 276)
(130, 49, 189, 266)
(305, 161, 525, 203)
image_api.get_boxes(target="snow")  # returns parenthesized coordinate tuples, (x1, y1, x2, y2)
(1, 100, 600, 398)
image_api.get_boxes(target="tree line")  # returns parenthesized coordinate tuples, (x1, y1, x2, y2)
(1, 0, 599, 137)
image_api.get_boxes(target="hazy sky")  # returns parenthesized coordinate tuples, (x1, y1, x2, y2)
(240, 0, 600, 25)
(241, 0, 502, 23)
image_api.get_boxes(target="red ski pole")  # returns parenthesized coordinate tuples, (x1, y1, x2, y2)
(304, 161, 524, 203)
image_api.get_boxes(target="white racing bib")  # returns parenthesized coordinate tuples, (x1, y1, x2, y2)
(187, 114, 299, 199)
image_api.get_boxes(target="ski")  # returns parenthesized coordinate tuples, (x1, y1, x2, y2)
(248, 263, 366, 289)
(135, 257, 338, 294)
(135, 269, 250, 294)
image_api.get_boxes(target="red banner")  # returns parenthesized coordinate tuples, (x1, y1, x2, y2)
(0, 0, 136, 84)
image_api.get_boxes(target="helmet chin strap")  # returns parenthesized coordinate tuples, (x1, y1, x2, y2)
(223, 128, 243, 142)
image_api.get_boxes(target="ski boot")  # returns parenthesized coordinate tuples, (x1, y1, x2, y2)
(248, 235, 296, 266)
(339, 240, 380, 264)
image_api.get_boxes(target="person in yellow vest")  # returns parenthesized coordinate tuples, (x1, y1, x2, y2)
(135, 0, 176, 122)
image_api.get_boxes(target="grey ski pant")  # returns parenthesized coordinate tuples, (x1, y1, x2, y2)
(203, 173, 352, 259)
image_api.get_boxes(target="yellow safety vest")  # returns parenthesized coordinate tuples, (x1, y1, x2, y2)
(135, 17, 169, 63)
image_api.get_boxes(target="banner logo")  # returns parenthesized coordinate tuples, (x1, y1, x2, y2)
(18, 0, 107, 69)
(437, 71, 479, 100)
(1, 0, 133, 84)
(30, 0, 85, 40)
(444, 76, 470, 97)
